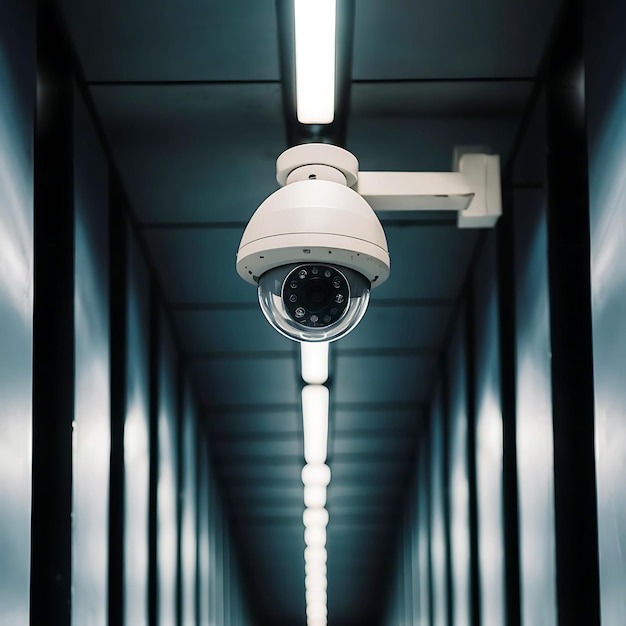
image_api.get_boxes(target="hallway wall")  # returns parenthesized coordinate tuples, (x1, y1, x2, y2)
(383, 1, 626, 625)
(0, 1, 254, 624)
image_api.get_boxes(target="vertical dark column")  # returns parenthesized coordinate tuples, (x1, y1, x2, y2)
(109, 177, 128, 626)
(464, 292, 481, 626)
(148, 281, 161, 626)
(496, 197, 521, 626)
(30, 3, 74, 625)
(545, 2, 601, 625)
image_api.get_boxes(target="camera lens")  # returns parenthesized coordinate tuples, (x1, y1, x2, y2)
(302, 279, 332, 311)
(257, 263, 371, 342)
(282, 264, 350, 328)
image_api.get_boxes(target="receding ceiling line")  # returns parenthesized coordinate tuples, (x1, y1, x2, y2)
(140, 218, 458, 230)
(141, 221, 248, 230)
(186, 350, 295, 361)
(351, 76, 535, 84)
(86, 78, 281, 86)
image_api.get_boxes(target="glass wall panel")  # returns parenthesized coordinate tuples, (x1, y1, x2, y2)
(473, 233, 505, 626)
(403, 507, 414, 626)
(72, 89, 110, 626)
(448, 312, 471, 626)
(586, 2, 626, 620)
(430, 386, 448, 626)
(124, 224, 151, 626)
(181, 380, 198, 626)
(198, 437, 210, 626)
(514, 188, 557, 626)
(416, 440, 431, 626)
(0, 1, 34, 620)
(158, 312, 179, 626)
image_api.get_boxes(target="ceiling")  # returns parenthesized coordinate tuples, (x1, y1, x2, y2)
(58, 1, 561, 623)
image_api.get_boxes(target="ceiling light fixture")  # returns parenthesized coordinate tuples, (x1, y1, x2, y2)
(302, 385, 329, 464)
(301, 341, 329, 384)
(303, 507, 329, 528)
(294, 0, 336, 124)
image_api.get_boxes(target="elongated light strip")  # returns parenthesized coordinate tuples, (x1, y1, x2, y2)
(302, 385, 329, 464)
(301, 341, 329, 384)
(294, 0, 336, 124)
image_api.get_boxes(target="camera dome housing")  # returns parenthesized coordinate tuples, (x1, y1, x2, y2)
(237, 180, 390, 342)
(258, 262, 371, 343)
(236, 145, 390, 343)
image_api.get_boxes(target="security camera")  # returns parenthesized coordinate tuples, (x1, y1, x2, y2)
(237, 143, 503, 342)
(236, 145, 390, 343)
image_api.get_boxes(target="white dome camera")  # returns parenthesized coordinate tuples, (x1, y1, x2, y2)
(236, 144, 390, 343)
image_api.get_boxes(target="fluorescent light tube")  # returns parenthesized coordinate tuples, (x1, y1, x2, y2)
(294, 0, 336, 124)
(304, 526, 327, 547)
(301, 464, 331, 486)
(303, 507, 329, 528)
(304, 546, 327, 565)
(301, 342, 329, 384)
(306, 602, 328, 619)
(305, 573, 327, 590)
(305, 561, 327, 576)
(302, 385, 329, 464)
(304, 484, 327, 508)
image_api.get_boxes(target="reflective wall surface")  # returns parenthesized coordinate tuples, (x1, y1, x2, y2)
(72, 87, 111, 626)
(513, 184, 557, 625)
(158, 309, 180, 626)
(0, 0, 34, 622)
(587, 0, 626, 621)
(448, 313, 470, 626)
(430, 387, 448, 626)
(472, 233, 504, 626)
(181, 380, 198, 626)
(124, 223, 151, 626)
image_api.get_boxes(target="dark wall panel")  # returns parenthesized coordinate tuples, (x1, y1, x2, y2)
(473, 233, 505, 626)
(124, 223, 151, 625)
(0, 0, 34, 621)
(448, 312, 471, 626)
(158, 309, 180, 626)
(72, 87, 110, 625)
(586, 1, 626, 622)
(513, 186, 557, 626)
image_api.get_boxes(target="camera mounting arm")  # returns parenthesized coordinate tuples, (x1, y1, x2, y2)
(276, 144, 502, 229)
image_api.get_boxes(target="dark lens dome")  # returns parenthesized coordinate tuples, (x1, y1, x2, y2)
(302, 278, 332, 311)
(281, 264, 351, 329)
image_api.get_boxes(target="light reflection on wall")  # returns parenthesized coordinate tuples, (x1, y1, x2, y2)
(416, 442, 431, 626)
(587, 12, 626, 620)
(448, 312, 471, 626)
(158, 314, 179, 626)
(514, 191, 557, 626)
(430, 387, 448, 626)
(181, 382, 198, 626)
(124, 228, 151, 626)
(198, 440, 210, 626)
(474, 235, 505, 626)
(0, 4, 33, 619)
(72, 90, 110, 626)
